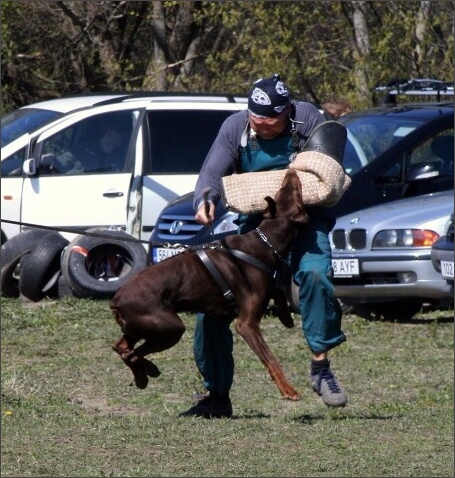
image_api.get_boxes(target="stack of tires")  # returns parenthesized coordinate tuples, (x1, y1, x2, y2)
(1, 228, 149, 302)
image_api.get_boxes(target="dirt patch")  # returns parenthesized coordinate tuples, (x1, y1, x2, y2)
(69, 393, 143, 417)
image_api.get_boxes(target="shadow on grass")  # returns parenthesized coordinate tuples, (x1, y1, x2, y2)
(405, 315, 454, 324)
(231, 411, 400, 421)
(363, 315, 454, 325)
(291, 412, 399, 424)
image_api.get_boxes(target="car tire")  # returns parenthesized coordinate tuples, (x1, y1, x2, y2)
(57, 273, 80, 299)
(1, 228, 51, 297)
(61, 228, 149, 299)
(287, 280, 300, 314)
(350, 301, 423, 322)
(18, 232, 69, 302)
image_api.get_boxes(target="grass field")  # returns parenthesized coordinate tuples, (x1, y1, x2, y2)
(1, 297, 453, 477)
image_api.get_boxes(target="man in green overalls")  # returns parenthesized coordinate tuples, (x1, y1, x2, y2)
(181, 75, 347, 418)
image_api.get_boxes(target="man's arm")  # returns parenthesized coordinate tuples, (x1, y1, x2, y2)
(193, 111, 247, 212)
(294, 102, 326, 141)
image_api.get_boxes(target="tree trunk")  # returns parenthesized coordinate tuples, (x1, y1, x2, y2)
(143, 1, 168, 90)
(351, 1, 370, 100)
(413, 1, 432, 76)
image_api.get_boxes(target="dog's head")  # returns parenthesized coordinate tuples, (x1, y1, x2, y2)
(263, 169, 310, 224)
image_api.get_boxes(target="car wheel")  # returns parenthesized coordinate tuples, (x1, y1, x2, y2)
(1, 228, 51, 297)
(61, 228, 149, 299)
(351, 301, 423, 322)
(338, 299, 354, 314)
(287, 280, 352, 316)
(18, 232, 69, 302)
(287, 280, 300, 314)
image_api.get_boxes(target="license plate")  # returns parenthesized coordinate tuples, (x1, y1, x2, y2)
(152, 247, 185, 263)
(332, 258, 359, 277)
(441, 260, 454, 280)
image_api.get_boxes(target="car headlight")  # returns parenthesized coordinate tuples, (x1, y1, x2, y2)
(372, 229, 440, 248)
(212, 212, 239, 235)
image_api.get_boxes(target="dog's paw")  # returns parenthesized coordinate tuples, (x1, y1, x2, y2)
(134, 374, 149, 389)
(145, 360, 161, 378)
(277, 314, 294, 328)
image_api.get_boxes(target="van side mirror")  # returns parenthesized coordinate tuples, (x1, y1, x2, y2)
(406, 163, 440, 182)
(23, 158, 36, 176)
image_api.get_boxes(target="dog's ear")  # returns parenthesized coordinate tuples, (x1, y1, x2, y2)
(291, 208, 310, 224)
(289, 171, 310, 224)
(263, 196, 277, 218)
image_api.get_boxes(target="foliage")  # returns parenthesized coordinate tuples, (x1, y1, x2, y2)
(1, 1, 454, 113)
(1, 297, 454, 477)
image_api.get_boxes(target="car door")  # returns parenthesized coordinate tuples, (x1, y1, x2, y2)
(19, 104, 144, 240)
(1, 135, 31, 242)
(138, 103, 246, 241)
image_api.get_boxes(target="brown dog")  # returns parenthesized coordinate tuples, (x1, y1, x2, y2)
(110, 169, 309, 400)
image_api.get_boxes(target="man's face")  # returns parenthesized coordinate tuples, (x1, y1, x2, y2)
(248, 108, 288, 140)
(100, 128, 123, 153)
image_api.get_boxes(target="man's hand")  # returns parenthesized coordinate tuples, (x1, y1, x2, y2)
(195, 201, 215, 225)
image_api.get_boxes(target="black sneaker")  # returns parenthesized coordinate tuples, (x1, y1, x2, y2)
(179, 394, 233, 419)
(310, 368, 347, 407)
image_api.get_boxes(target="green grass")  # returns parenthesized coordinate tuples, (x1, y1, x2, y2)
(1, 297, 453, 477)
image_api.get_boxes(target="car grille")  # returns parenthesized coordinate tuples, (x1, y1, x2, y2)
(155, 214, 202, 241)
(332, 228, 367, 250)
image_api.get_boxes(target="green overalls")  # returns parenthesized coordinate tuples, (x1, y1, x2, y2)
(194, 131, 346, 396)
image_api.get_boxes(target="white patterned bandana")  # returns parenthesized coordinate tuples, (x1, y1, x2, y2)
(248, 74, 290, 118)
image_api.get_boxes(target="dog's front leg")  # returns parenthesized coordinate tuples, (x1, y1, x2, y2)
(271, 288, 294, 328)
(235, 317, 299, 400)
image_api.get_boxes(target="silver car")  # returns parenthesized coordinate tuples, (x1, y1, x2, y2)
(330, 190, 454, 320)
(431, 212, 454, 286)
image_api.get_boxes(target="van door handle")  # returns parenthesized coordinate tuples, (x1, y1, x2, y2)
(103, 191, 124, 198)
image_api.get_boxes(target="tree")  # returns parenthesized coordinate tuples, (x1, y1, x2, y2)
(1, 1, 453, 113)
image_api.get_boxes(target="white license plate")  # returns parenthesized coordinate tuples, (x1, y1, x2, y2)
(332, 258, 360, 277)
(152, 247, 185, 263)
(441, 261, 454, 280)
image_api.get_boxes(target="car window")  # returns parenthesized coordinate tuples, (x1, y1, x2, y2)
(341, 116, 426, 165)
(38, 111, 137, 176)
(0, 146, 27, 177)
(343, 130, 369, 175)
(376, 127, 454, 184)
(146, 109, 237, 174)
(408, 128, 454, 171)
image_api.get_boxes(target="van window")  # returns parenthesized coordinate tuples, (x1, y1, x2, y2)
(38, 111, 137, 175)
(1, 146, 27, 177)
(146, 109, 237, 174)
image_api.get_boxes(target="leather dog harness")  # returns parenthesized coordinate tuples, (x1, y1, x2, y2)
(195, 228, 284, 314)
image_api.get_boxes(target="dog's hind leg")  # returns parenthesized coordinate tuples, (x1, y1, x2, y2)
(112, 334, 152, 389)
(113, 310, 186, 389)
(235, 316, 300, 400)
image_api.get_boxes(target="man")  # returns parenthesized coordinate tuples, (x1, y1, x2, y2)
(55, 121, 129, 174)
(180, 74, 347, 418)
(322, 97, 353, 120)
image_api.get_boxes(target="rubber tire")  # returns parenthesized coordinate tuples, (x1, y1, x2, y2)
(57, 273, 76, 299)
(287, 280, 352, 315)
(1, 228, 51, 297)
(61, 227, 149, 299)
(287, 280, 300, 314)
(19, 232, 69, 302)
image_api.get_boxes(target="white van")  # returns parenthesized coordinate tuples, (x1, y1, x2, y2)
(1, 93, 247, 245)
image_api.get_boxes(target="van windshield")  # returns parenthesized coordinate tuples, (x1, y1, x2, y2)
(1, 108, 64, 147)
